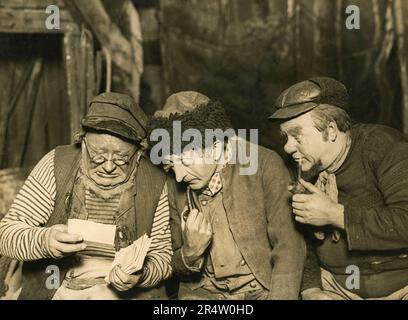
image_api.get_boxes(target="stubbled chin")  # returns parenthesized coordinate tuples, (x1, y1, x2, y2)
(301, 164, 322, 180)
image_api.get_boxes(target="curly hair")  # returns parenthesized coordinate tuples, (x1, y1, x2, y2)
(148, 100, 232, 150)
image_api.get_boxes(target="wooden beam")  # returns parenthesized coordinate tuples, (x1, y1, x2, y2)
(0, 8, 74, 33)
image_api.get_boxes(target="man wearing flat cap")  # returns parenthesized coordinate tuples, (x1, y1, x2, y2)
(270, 77, 408, 300)
(149, 91, 305, 300)
(0, 92, 173, 299)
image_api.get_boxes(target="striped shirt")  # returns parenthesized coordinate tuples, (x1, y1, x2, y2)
(85, 189, 120, 225)
(0, 149, 172, 288)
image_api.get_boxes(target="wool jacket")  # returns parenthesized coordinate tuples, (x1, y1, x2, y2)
(168, 143, 306, 300)
(306, 123, 408, 296)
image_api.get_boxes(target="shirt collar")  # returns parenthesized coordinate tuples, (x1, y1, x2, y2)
(200, 139, 235, 196)
(201, 171, 223, 196)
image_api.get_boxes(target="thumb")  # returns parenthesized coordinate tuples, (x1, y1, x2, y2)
(50, 224, 68, 233)
(299, 178, 321, 193)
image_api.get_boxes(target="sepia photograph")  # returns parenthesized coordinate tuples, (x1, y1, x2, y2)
(0, 0, 408, 309)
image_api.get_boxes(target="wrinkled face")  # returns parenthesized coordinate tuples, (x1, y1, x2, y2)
(280, 112, 330, 176)
(164, 147, 218, 190)
(83, 132, 137, 188)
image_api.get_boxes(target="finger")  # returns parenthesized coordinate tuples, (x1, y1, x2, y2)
(293, 209, 306, 217)
(194, 211, 205, 228)
(200, 216, 212, 235)
(186, 209, 199, 225)
(4, 260, 19, 283)
(205, 221, 213, 236)
(54, 242, 86, 253)
(292, 202, 306, 210)
(111, 267, 130, 291)
(299, 179, 320, 193)
(54, 231, 83, 243)
(110, 267, 125, 286)
(115, 266, 132, 284)
(292, 194, 308, 202)
(295, 216, 307, 224)
(108, 268, 116, 285)
(51, 224, 68, 233)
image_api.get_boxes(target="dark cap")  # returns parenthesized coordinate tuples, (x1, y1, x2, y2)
(268, 77, 349, 120)
(82, 92, 148, 142)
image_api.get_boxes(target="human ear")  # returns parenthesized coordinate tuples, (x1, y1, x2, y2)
(327, 121, 338, 142)
(212, 140, 224, 162)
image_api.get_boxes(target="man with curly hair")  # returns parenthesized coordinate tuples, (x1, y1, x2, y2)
(149, 91, 305, 300)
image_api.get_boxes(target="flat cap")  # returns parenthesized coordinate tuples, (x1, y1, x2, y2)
(269, 77, 349, 120)
(82, 92, 148, 142)
(154, 91, 210, 118)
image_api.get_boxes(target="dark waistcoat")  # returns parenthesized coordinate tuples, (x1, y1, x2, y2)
(19, 144, 167, 300)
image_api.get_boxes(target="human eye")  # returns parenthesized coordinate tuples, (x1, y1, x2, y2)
(113, 158, 127, 166)
(92, 155, 105, 165)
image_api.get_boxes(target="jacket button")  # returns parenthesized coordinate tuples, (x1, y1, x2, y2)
(201, 200, 208, 206)
(240, 260, 246, 266)
(399, 254, 408, 259)
(250, 282, 257, 288)
(371, 260, 382, 265)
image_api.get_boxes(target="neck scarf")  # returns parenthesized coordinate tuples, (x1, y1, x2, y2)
(314, 135, 351, 242)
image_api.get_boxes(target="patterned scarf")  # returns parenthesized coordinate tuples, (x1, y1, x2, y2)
(314, 135, 351, 241)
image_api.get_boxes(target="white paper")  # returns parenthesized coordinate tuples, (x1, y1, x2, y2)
(105, 234, 151, 282)
(67, 219, 116, 245)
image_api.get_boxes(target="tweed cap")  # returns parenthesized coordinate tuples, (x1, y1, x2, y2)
(269, 77, 349, 120)
(154, 91, 210, 117)
(151, 91, 232, 131)
(82, 92, 148, 142)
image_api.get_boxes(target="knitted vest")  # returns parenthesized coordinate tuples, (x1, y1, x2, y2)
(19, 144, 167, 300)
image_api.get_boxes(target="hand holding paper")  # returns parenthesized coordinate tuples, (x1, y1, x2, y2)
(105, 234, 151, 288)
(67, 219, 152, 290)
(67, 219, 116, 257)
(47, 224, 86, 259)
(107, 265, 143, 292)
(110, 234, 152, 274)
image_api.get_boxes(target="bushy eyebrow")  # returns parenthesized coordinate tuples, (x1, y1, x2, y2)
(285, 126, 303, 137)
